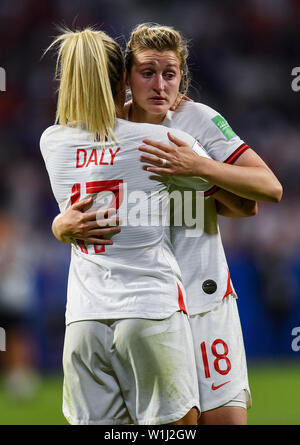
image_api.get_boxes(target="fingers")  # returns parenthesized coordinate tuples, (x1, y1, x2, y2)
(96, 216, 121, 228)
(82, 208, 118, 223)
(143, 165, 173, 175)
(167, 132, 186, 147)
(84, 238, 114, 246)
(72, 201, 118, 225)
(141, 139, 172, 153)
(138, 146, 171, 163)
(139, 153, 168, 167)
(82, 216, 121, 230)
(147, 174, 169, 185)
(169, 92, 184, 111)
(168, 94, 193, 111)
(83, 211, 99, 222)
(98, 207, 117, 219)
(77, 225, 122, 245)
(72, 196, 94, 211)
(84, 226, 121, 237)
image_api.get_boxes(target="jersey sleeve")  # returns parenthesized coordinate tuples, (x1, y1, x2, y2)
(166, 129, 217, 194)
(186, 103, 250, 165)
(40, 126, 55, 162)
(40, 125, 74, 212)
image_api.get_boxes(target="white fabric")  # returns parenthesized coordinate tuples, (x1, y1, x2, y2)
(162, 101, 249, 314)
(40, 119, 214, 324)
(62, 311, 200, 425)
(162, 101, 246, 162)
(224, 389, 249, 409)
(189, 295, 251, 413)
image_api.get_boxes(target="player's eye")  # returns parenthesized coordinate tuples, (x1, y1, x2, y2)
(164, 72, 176, 80)
(142, 71, 154, 78)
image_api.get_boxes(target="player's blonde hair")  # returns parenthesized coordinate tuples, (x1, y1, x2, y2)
(45, 27, 124, 143)
(125, 23, 190, 94)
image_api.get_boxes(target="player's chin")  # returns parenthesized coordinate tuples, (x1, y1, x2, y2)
(147, 104, 170, 116)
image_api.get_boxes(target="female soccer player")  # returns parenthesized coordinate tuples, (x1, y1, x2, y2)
(40, 27, 222, 425)
(52, 24, 282, 425)
(125, 23, 282, 425)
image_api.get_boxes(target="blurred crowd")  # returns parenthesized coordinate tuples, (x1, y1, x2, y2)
(0, 0, 299, 395)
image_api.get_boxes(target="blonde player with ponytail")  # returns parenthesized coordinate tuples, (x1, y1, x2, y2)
(46, 28, 124, 143)
(40, 27, 221, 425)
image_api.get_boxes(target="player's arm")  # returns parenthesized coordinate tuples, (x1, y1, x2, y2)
(138, 133, 283, 203)
(52, 197, 121, 245)
(213, 189, 258, 218)
(200, 147, 283, 203)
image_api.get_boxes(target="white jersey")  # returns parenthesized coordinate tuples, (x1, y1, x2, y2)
(161, 101, 250, 315)
(40, 119, 214, 324)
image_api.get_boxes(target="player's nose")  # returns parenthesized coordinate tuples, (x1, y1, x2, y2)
(152, 74, 164, 92)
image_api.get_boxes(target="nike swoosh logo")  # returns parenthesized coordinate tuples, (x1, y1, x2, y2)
(211, 381, 231, 390)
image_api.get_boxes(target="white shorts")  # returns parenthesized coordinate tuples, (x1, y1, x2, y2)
(189, 295, 252, 413)
(62, 311, 200, 425)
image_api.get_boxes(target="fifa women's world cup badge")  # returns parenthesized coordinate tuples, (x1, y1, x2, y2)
(0, 67, 6, 91)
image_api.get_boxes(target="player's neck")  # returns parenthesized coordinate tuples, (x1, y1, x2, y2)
(116, 104, 125, 119)
(115, 81, 126, 119)
(129, 103, 165, 125)
(115, 100, 125, 119)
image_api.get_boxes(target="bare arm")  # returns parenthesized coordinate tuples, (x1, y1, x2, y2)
(52, 197, 121, 245)
(214, 189, 258, 218)
(138, 133, 283, 203)
(200, 148, 282, 203)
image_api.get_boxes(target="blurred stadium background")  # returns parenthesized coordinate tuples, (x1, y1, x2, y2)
(0, 0, 299, 425)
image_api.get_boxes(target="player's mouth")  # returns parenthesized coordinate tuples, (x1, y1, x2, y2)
(148, 96, 167, 103)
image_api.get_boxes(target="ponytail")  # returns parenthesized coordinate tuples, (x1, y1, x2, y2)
(45, 27, 124, 143)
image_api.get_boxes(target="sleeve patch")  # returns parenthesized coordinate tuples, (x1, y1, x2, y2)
(212, 115, 237, 140)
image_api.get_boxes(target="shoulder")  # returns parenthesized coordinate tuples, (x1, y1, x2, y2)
(40, 124, 89, 144)
(164, 101, 225, 137)
(116, 118, 166, 135)
(168, 101, 240, 143)
(40, 124, 60, 144)
(117, 117, 193, 143)
(40, 124, 70, 147)
(174, 100, 220, 120)
(116, 118, 161, 139)
(165, 100, 239, 135)
(40, 125, 61, 158)
(116, 118, 196, 148)
(40, 125, 92, 155)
